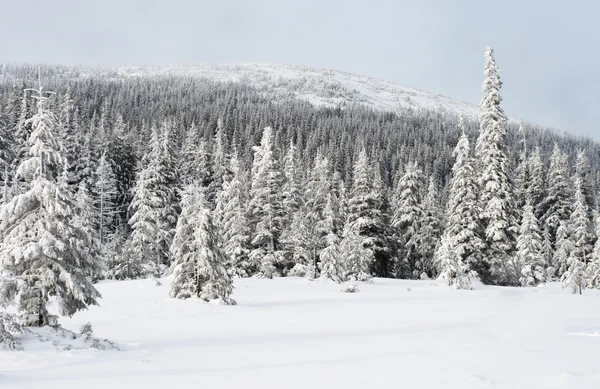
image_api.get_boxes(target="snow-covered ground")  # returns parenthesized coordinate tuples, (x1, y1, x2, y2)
(2, 277, 599, 389)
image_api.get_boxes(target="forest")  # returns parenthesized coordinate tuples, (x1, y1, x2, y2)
(0, 47, 599, 331)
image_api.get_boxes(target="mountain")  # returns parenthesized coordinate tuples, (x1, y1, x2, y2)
(115, 63, 480, 118)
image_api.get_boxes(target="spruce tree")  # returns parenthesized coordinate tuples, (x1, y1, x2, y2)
(94, 152, 118, 245)
(436, 233, 472, 289)
(0, 86, 101, 326)
(516, 203, 546, 286)
(215, 154, 252, 277)
(248, 127, 285, 278)
(170, 184, 235, 304)
(527, 147, 547, 221)
(418, 177, 443, 278)
(391, 161, 424, 278)
(587, 214, 600, 289)
(475, 46, 517, 285)
(442, 127, 487, 281)
(542, 144, 573, 247)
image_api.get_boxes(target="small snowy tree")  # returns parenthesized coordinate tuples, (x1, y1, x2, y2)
(516, 203, 546, 287)
(340, 222, 372, 282)
(436, 234, 472, 290)
(170, 185, 235, 304)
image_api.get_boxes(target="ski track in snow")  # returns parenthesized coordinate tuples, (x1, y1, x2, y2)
(2, 277, 600, 389)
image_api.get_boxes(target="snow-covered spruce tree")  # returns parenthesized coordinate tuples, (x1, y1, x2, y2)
(208, 118, 230, 208)
(215, 154, 252, 277)
(541, 144, 573, 248)
(280, 140, 305, 271)
(418, 177, 443, 278)
(156, 121, 180, 265)
(527, 147, 547, 221)
(248, 127, 285, 278)
(339, 221, 372, 282)
(179, 123, 201, 185)
(516, 203, 546, 287)
(0, 87, 101, 326)
(316, 194, 343, 282)
(515, 122, 530, 213)
(285, 207, 313, 277)
(441, 127, 487, 282)
(587, 214, 600, 289)
(574, 149, 594, 220)
(553, 222, 574, 277)
(304, 153, 331, 279)
(127, 127, 163, 276)
(436, 233, 472, 289)
(170, 184, 235, 304)
(475, 47, 517, 285)
(570, 178, 593, 268)
(73, 181, 103, 281)
(345, 149, 389, 278)
(561, 241, 590, 295)
(391, 161, 424, 278)
(0, 109, 15, 203)
(94, 152, 118, 245)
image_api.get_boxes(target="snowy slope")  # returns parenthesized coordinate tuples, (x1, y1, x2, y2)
(2, 278, 599, 389)
(115, 63, 481, 118)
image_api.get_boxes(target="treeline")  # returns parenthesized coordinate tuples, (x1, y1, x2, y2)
(1, 48, 599, 328)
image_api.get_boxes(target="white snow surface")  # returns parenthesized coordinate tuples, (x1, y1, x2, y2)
(115, 63, 481, 118)
(2, 277, 600, 388)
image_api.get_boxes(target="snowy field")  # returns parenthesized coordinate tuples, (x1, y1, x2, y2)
(2, 277, 600, 389)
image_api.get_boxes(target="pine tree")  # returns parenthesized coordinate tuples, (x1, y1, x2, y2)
(0, 86, 101, 326)
(170, 184, 235, 304)
(442, 128, 487, 281)
(391, 161, 424, 278)
(94, 152, 118, 245)
(516, 203, 546, 286)
(475, 47, 517, 285)
(248, 127, 285, 278)
(208, 118, 229, 207)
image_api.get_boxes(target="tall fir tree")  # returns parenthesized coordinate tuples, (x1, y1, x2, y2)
(542, 144, 573, 248)
(475, 46, 517, 285)
(94, 152, 118, 245)
(248, 127, 285, 278)
(441, 125, 487, 282)
(0, 86, 101, 326)
(215, 154, 252, 277)
(391, 161, 425, 278)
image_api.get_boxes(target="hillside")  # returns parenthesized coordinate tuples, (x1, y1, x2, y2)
(116, 63, 481, 117)
(2, 278, 600, 389)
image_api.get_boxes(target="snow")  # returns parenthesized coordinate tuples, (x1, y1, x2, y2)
(114, 63, 481, 119)
(2, 277, 600, 388)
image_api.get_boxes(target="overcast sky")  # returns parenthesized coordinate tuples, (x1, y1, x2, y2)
(1, 0, 598, 138)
